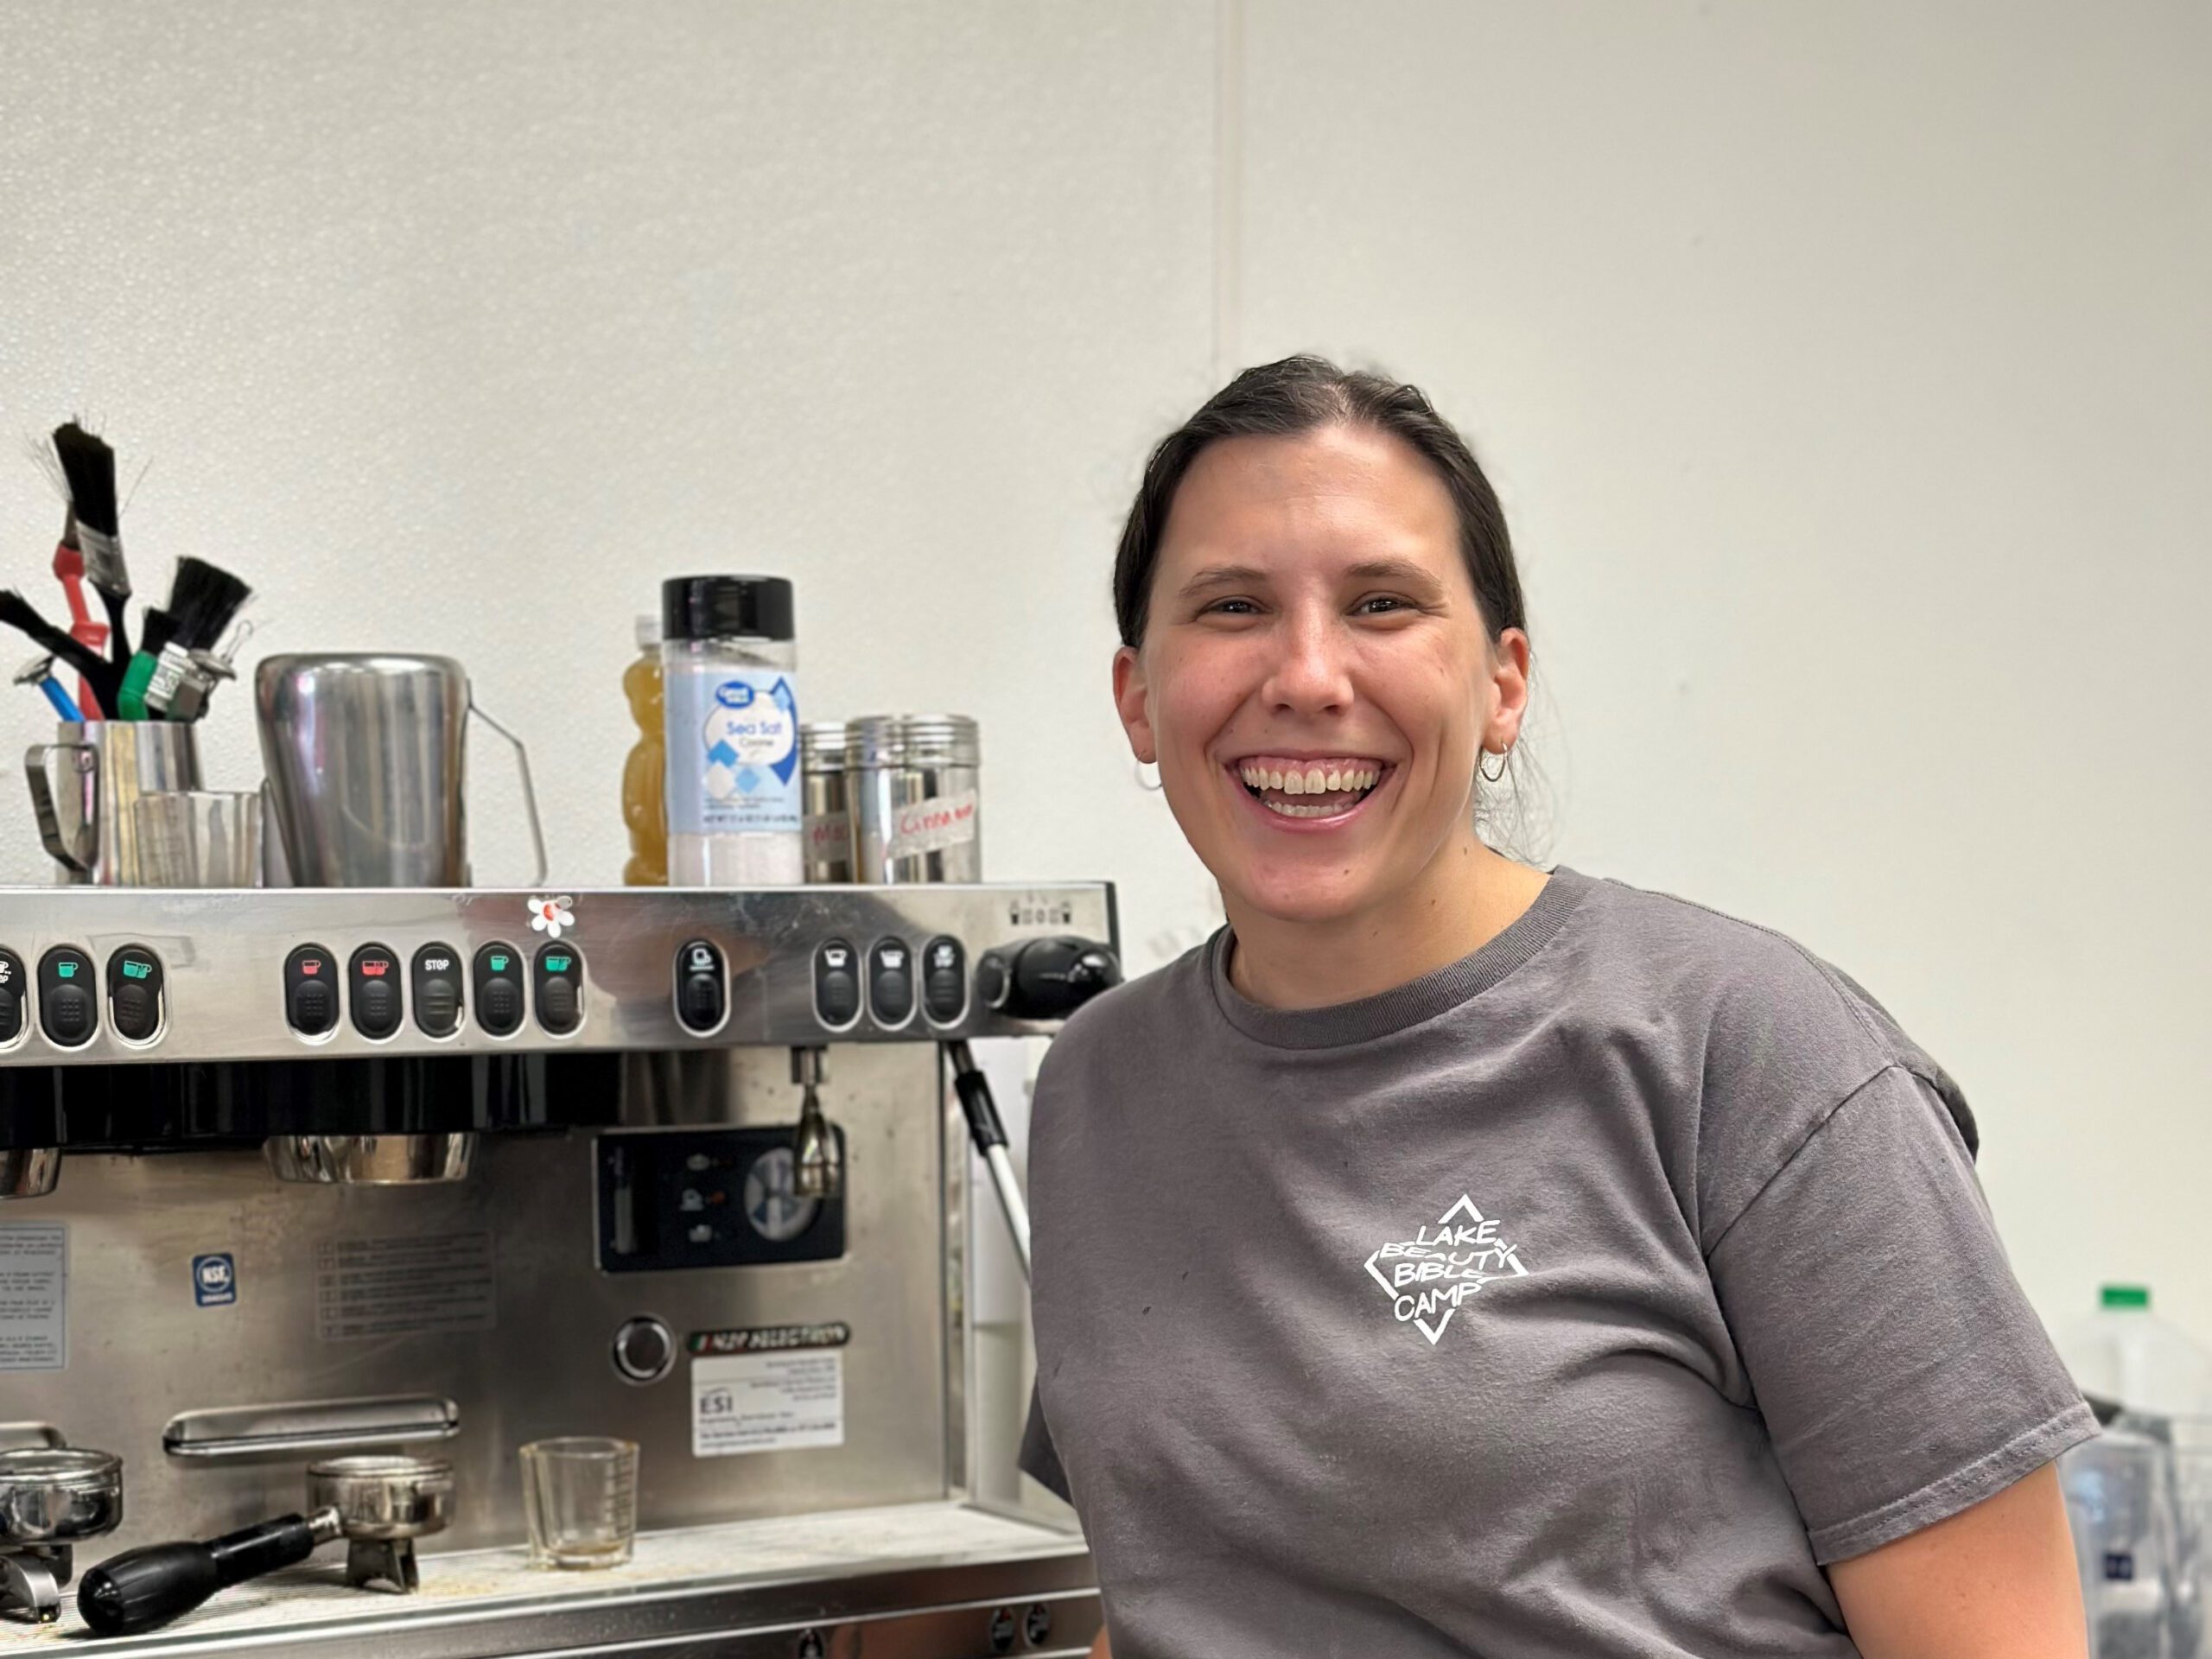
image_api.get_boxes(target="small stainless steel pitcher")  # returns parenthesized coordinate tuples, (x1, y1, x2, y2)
(24, 721, 204, 886)
(255, 653, 546, 887)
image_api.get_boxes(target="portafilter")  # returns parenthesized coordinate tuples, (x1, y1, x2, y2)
(0, 1446, 124, 1624)
(306, 1456, 454, 1592)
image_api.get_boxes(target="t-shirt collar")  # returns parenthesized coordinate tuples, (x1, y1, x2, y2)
(1206, 867, 1591, 1049)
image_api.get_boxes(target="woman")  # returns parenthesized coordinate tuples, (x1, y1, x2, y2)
(1020, 357, 2094, 1657)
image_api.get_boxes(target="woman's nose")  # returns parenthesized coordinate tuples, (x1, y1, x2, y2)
(1260, 611, 1354, 715)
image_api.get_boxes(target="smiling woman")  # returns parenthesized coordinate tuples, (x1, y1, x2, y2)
(1023, 357, 2095, 1659)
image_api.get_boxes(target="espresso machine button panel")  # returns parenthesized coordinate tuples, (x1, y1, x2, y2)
(920, 936, 967, 1026)
(0, 948, 24, 1046)
(473, 943, 524, 1037)
(813, 938, 861, 1030)
(597, 1128, 845, 1272)
(411, 944, 463, 1037)
(40, 946, 98, 1046)
(533, 943, 583, 1035)
(283, 945, 339, 1037)
(674, 939, 726, 1034)
(348, 945, 402, 1039)
(867, 938, 915, 1029)
(106, 944, 165, 1044)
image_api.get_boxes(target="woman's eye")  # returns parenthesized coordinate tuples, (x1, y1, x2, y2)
(1355, 594, 1412, 615)
(1204, 598, 1262, 616)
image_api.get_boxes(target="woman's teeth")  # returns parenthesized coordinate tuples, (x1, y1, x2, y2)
(1234, 761, 1383, 818)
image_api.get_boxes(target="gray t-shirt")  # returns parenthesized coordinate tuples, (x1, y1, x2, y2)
(1020, 866, 2093, 1657)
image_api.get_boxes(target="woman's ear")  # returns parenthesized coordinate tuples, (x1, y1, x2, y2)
(1113, 645, 1157, 764)
(1484, 627, 1532, 752)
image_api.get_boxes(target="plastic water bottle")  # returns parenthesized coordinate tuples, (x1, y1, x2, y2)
(2063, 1287, 2212, 1659)
(2065, 1426, 2177, 1659)
(2064, 1288, 2212, 1427)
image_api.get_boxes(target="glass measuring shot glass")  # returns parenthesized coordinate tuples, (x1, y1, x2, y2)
(519, 1437, 639, 1567)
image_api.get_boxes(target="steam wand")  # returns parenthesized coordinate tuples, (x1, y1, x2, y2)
(943, 1039, 1031, 1281)
(790, 1047, 842, 1200)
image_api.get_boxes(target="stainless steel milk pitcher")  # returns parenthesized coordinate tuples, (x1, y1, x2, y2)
(25, 720, 205, 885)
(255, 653, 547, 887)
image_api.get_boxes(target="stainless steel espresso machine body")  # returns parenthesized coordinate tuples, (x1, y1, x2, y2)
(0, 884, 1113, 1656)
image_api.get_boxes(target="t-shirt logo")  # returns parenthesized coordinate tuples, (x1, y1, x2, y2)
(1363, 1194, 1532, 1345)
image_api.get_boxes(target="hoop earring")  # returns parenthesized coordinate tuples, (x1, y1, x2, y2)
(1478, 746, 1510, 785)
(1135, 759, 1164, 792)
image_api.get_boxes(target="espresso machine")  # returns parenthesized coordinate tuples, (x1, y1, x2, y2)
(0, 880, 1118, 1655)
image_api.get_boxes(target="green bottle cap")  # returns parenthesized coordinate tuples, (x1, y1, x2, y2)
(2101, 1284, 2152, 1310)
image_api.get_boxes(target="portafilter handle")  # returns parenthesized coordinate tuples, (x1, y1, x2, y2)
(974, 937, 1122, 1021)
(77, 1509, 342, 1637)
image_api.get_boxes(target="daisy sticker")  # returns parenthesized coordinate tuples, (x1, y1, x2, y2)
(529, 895, 575, 940)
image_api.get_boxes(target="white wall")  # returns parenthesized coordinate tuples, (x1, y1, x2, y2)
(2, 3, 2206, 1337)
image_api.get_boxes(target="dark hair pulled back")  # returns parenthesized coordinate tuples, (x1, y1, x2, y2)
(1111, 354, 1526, 652)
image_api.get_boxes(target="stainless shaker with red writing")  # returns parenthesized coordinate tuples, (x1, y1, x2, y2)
(799, 721, 855, 883)
(847, 714, 980, 883)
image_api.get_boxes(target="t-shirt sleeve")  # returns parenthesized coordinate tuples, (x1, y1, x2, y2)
(1020, 1382, 1073, 1503)
(1707, 1063, 2096, 1563)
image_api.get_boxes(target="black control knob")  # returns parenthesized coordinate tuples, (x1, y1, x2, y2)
(480, 977, 520, 1034)
(867, 938, 915, 1028)
(978, 937, 1122, 1020)
(40, 947, 98, 1046)
(284, 945, 339, 1036)
(349, 945, 402, 1039)
(812, 938, 861, 1029)
(537, 975, 577, 1033)
(111, 982, 154, 1041)
(533, 942, 583, 1035)
(921, 936, 967, 1025)
(105, 945, 165, 1043)
(474, 943, 524, 1036)
(0, 947, 21, 1045)
(411, 944, 463, 1037)
(675, 940, 726, 1033)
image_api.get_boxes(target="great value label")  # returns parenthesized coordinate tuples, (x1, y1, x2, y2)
(692, 1350, 844, 1458)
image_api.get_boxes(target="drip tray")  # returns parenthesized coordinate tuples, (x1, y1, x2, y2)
(0, 1502, 1094, 1656)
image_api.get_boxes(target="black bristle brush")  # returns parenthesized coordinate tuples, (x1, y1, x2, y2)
(49, 423, 131, 714)
(0, 589, 122, 715)
(136, 560, 251, 718)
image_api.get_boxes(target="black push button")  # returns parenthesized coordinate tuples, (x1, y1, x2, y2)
(920, 935, 966, 1026)
(106, 944, 164, 1043)
(284, 944, 338, 1036)
(474, 943, 524, 1036)
(0, 949, 27, 1045)
(411, 944, 463, 1037)
(813, 938, 861, 1029)
(675, 939, 725, 1033)
(349, 944, 402, 1039)
(40, 947, 96, 1046)
(534, 941, 583, 1034)
(868, 937, 915, 1028)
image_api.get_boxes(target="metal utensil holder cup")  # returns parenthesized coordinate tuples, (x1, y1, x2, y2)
(24, 721, 203, 886)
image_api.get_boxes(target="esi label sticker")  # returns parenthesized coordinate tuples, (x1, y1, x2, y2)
(192, 1253, 237, 1307)
(692, 1326, 847, 1458)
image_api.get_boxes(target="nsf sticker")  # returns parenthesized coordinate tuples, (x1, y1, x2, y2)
(192, 1253, 237, 1308)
